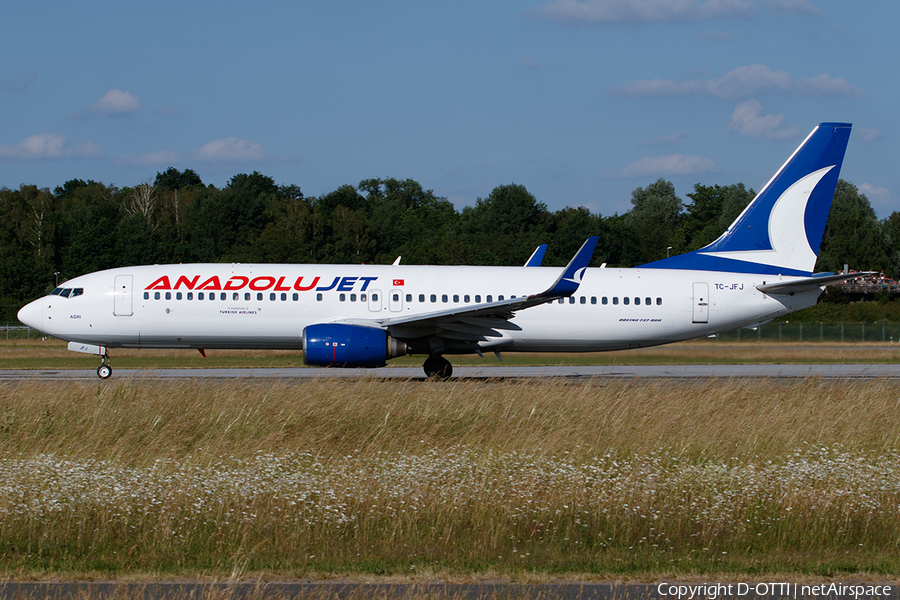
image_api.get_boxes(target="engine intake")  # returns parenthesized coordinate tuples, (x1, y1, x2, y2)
(302, 323, 407, 367)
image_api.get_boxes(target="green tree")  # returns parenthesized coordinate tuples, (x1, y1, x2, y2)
(626, 179, 683, 264)
(817, 180, 889, 274)
(458, 184, 550, 265)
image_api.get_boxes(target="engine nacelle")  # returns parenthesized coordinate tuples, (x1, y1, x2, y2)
(302, 323, 407, 367)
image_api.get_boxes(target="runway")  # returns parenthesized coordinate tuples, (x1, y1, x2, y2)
(3, 363, 900, 380)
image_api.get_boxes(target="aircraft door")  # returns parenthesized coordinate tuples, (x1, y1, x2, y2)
(114, 275, 133, 317)
(389, 288, 403, 312)
(368, 289, 382, 312)
(692, 282, 709, 324)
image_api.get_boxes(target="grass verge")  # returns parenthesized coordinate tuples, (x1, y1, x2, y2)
(0, 377, 899, 579)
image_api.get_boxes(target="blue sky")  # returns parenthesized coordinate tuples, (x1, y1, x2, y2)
(1, 0, 896, 217)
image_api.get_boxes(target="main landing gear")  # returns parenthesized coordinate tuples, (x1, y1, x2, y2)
(97, 353, 112, 379)
(423, 355, 452, 379)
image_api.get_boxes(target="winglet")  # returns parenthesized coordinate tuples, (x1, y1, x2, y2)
(543, 236, 598, 296)
(524, 244, 548, 267)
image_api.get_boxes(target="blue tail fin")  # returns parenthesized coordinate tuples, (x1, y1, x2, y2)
(642, 122, 851, 276)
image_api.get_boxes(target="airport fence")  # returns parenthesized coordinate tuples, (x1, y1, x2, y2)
(1, 324, 37, 340)
(715, 321, 900, 343)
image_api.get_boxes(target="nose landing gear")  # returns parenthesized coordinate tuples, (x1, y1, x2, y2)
(423, 355, 452, 379)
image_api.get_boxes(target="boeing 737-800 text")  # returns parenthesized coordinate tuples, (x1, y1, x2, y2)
(18, 123, 855, 379)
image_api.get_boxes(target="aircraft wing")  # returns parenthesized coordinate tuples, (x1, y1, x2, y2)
(338, 237, 598, 340)
(757, 271, 877, 294)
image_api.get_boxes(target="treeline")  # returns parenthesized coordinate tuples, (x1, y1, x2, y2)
(0, 167, 895, 320)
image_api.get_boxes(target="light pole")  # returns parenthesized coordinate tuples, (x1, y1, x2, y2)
(666, 246, 672, 258)
(54, 272, 59, 287)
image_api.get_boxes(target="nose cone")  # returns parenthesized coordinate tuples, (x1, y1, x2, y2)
(17, 299, 44, 331)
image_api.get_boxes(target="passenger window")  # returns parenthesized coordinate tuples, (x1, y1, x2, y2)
(187, 292, 193, 301)
(464, 295, 470, 303)
(419, 294, 425, 302)
(591, 297, 597, 305)
(220, 293, 226, 301)
(430, 294, 437, 303)
(316, 293, 323, 301)
(487, 295, 493, 302)
(198, 292, 204, 300)
(657, 297, 663, 305)
(624, 297, 630, 305)
(143, 292, 150, 300)
(281, 293, 287, 301)
(406, 294, 412, 302)
(393, 293, 399, 302)
(580, 296, 586, 304)
(498, 295, 504, 301)
(453, 294, 459, 303)
(211, 293, 216, 301)
(339, 294, 346, 302)
(245, 293, 251, 301)
(360, 294, 366, 302)
(568, 297, 575, 304)
(558, 298, 564, 304)
(602, 297, 608, 305)
(269, 293, 276, 301)
(154, 292, 160, 300)
(475, 295, 481, 303)
(233, 293, 239, 301)
(613, 297, 619, 305)
(165, 292, 171, 300)
(634, 297, 640, 305)
(293, 293, 299, 301)
(645, 297, 652, 305)
(176, 292, 182, 300)
(372, 293, 378, 301)
(351, 294, 357, 302)
(442, 294, 448, 303)
(257, 293, 263, 301)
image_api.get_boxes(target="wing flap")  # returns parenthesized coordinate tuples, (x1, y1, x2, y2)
(757, 271, 876, 294)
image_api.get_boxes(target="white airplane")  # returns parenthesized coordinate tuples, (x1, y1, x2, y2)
(19, 122, 855, 379)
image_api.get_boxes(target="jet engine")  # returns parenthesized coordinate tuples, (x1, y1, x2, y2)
(302, 323, 407, 367)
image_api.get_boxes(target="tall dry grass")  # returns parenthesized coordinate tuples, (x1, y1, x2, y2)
(1, 377, 900, 577)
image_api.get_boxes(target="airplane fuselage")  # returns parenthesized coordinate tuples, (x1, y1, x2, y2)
(24, 263, 814, 354)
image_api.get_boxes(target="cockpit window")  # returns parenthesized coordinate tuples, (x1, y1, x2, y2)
(51, 287, 84, 298)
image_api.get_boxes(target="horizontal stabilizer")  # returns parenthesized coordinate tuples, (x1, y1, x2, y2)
(757, 272, 876, 294)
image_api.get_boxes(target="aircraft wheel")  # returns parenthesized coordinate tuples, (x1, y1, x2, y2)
(423, 355, 452, 379)
(97, 364, 112, 379)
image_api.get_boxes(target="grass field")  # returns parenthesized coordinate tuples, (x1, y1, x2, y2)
(2, 374, 900, 581)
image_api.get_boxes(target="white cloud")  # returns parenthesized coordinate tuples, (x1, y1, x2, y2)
(614, 154, 719, 177)
(611, 64, 864, 99)
(640, 131, 687, 146)
(117, 150, 182, 167)
(87, 89, 143, 115)
(727, 99, 800, 139)
(196, 138, 267, 162)
(858, 183, 893, 211)
(759, 0, 823, 16)
(530, 0, 756, 23)
(0, 133, 102, 160)
(728, 100, 801, 140)
(856, 128, 883, 143)
(519, 55, 541, 69)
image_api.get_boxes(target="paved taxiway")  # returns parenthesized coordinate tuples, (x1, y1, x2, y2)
(3, 363, 900, 380)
